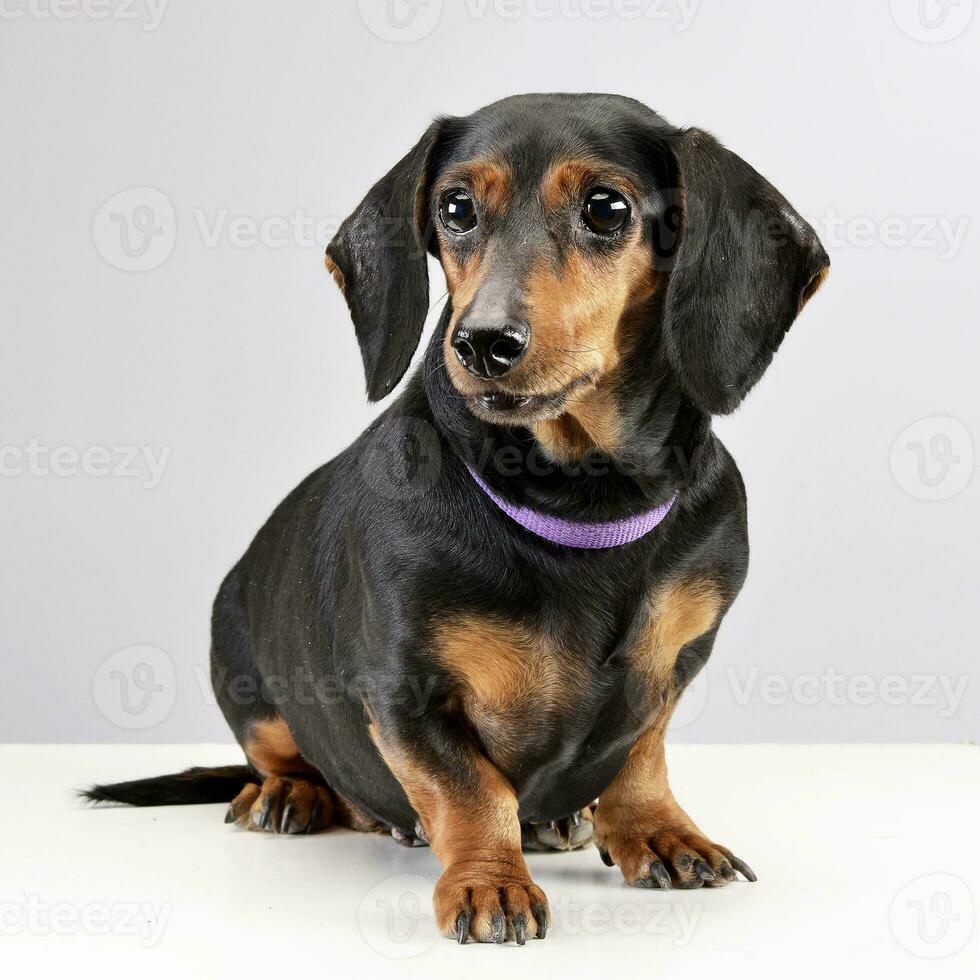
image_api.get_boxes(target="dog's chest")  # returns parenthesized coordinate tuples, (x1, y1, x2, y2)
(431, 610, 646, 775)
(431, 576, 722, 787)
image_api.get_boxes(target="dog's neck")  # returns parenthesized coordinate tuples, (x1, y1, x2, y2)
(419, 306, 713, 523)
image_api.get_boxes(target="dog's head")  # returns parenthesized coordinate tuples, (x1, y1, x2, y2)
(326, 94, 828, 425)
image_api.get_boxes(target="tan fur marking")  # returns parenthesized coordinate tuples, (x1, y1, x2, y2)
(539, 157, 640, 215)
(245, 716, 317, 779)
(533, 381, 623, 462)
(633, 578, 724, 691)
(433, 615, 568, 715)
(436, 158, 513, 220)
(432, 614, 579, 771)
(324, 254, 346, 294)
(441, 245, 485, 301)
(801, 263, 829, 307)
(521, 226, 655, 460)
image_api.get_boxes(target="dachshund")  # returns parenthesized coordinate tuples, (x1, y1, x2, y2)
(85, 93, 829, 945)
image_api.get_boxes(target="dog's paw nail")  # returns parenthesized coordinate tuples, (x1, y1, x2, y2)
(694, 859, 715, 881)
(532, 902, 549, 939)
(254, 794, 275, 831)
(730, 855, 757, 882)
(649, 860, 672, 889)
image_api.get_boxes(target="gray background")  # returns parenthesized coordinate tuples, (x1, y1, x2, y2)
(2, 0, 977, 743)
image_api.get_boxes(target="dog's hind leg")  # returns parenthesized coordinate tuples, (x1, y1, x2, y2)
(223, 715, 385, 835)
(211, 570, 383, 836)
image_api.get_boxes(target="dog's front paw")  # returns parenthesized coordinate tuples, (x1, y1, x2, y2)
(595, 808, 755, 889)
(434, 861, 550, 944)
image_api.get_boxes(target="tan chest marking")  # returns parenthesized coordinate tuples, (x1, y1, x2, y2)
(630, 578, 723, 692)
(431, 615, 582, 772)
(433, 615, 575, 718)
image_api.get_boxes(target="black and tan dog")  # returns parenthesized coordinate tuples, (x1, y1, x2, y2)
(86, 94, 828, 945)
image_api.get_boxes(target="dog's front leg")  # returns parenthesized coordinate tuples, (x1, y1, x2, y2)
(370, 713, 549, 944)
(593, 711, 756, 889)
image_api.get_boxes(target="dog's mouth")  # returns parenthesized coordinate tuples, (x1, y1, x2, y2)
(464, 376, 594, 425)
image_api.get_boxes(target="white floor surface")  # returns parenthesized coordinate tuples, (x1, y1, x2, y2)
(1, 743, 977, 978)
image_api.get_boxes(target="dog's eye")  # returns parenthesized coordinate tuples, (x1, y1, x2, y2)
(439, 190, 478, 234)
(583, 188, 630, 235)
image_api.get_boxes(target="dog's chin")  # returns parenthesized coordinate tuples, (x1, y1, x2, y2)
(465, 389, 570, 426)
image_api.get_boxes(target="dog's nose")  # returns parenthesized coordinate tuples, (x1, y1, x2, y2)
(450, 322, 529, 379)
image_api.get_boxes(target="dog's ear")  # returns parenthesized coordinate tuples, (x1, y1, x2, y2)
(661, 128, 829, 415)
(326, 120, 449, 401)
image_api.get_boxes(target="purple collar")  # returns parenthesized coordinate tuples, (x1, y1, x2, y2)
(465, 463, 678, 550)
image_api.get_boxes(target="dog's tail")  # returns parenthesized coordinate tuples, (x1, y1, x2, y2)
(80, 765, 254, 807)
